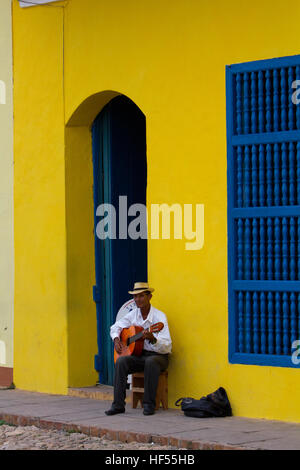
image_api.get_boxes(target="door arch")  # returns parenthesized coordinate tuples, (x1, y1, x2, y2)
(92, 95, 148, 385)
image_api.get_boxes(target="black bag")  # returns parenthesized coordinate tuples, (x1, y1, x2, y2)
(175, 387, 232, 418)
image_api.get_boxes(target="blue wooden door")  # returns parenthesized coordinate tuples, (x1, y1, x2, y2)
(92, 96, 148, 385)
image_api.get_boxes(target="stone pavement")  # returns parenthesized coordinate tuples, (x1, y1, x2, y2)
(0, 424, 180, 450)
(0, 388, 300, 450)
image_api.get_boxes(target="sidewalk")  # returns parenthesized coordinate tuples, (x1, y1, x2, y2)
(0, 387, 300, 450)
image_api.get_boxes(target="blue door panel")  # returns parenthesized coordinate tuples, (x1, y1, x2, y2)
(92, 96, 147, 384)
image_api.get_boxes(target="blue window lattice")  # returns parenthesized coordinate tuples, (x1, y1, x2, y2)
(226, 55, 300, 367)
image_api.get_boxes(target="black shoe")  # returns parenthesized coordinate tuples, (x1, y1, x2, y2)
(143, 405, 155, 416)
(105, 407, 125, 416)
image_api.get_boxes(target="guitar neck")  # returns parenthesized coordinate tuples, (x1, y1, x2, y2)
(127, 330, 145, 345)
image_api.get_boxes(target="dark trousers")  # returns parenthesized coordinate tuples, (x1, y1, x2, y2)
(112, 350, 169, 410)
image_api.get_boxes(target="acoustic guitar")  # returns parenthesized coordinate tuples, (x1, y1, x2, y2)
(114, 322, 164, 363)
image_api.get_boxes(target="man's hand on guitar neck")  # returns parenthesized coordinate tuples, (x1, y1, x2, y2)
(142, 330, 157, 344)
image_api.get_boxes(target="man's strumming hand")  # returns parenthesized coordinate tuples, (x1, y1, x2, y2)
(114, 337, 123, 354)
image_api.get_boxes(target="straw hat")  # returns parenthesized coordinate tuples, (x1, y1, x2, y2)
(128, 282, 154, 295)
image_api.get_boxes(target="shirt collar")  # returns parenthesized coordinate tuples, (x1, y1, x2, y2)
(138, 305, 154, 323)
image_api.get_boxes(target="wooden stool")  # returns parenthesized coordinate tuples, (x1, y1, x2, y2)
(131, 370, 168, 410)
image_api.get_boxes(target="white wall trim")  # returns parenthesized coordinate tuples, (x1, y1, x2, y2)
(18, 0, 60, 7)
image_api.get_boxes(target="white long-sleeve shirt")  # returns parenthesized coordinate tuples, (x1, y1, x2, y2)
(110, 305, 172, 355)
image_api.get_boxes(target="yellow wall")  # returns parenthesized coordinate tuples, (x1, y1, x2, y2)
(13, 1, 68, 394)
(65, 126, 98, 387)
(12, 0, 300, 421)
(0, 0, 14, 372)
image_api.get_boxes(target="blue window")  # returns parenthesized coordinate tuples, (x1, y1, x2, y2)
(226, 55, 300, 367)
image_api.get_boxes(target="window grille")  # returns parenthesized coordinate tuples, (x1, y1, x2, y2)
(226, 55, 300, 367)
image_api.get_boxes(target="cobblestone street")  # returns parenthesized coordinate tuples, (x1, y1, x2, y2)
(0, 423, 179, 450)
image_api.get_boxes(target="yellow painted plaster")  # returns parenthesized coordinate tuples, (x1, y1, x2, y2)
(65, 126, 98, 387)
(13, 0, 68, 394)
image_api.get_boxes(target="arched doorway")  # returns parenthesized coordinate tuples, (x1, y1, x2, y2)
(92, 95, 148, 385)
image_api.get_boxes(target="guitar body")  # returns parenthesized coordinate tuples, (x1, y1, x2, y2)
(114, 325, 144, 363)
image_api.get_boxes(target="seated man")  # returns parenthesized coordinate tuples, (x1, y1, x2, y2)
(105, 282, 172, 416)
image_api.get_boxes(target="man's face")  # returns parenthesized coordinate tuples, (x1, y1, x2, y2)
(133, 292, 152, 309)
